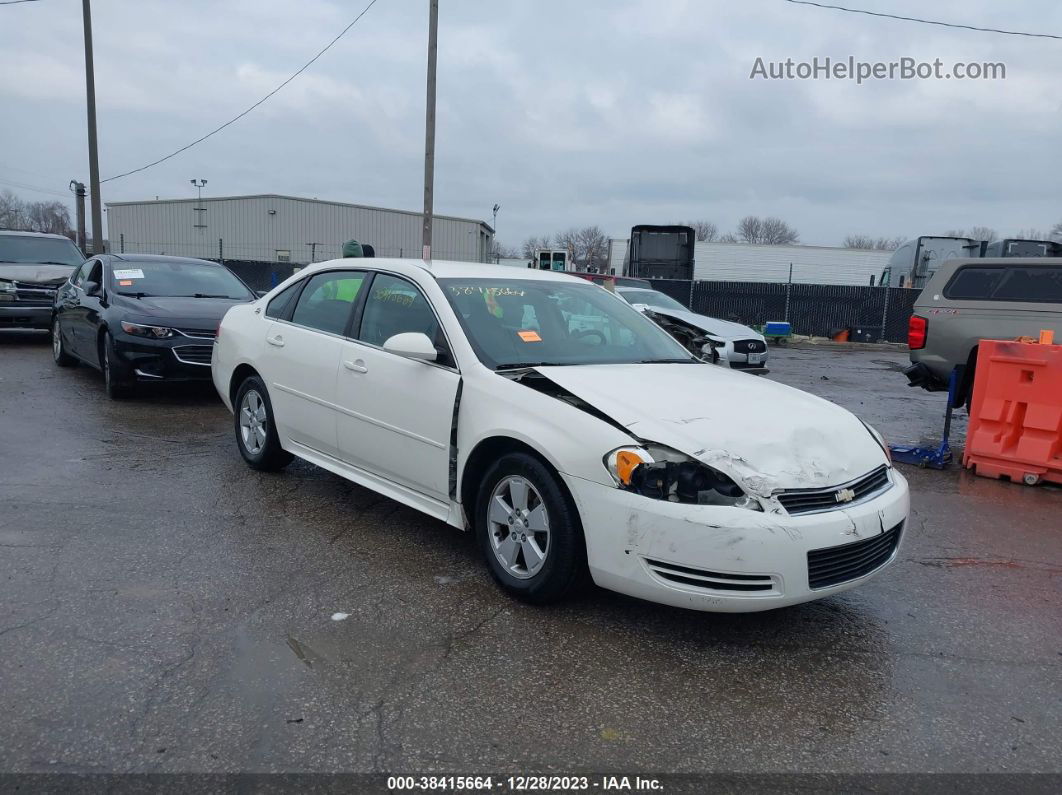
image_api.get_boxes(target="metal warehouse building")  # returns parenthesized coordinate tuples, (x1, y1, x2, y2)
(105, 194, 494, 265)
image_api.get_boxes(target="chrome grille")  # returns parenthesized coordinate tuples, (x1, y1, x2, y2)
(644, 558, 777, 593)
(172, 345, 213, 365)
(807, 521, 903, 589)
(777, 465, 891, 516)
(175, 327, 217, 339)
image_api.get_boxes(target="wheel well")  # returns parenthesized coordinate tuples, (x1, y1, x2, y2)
(956, 346, 978, 410)
(459, 436, 562, 528)
(95, 325, 109, 368)
(229, 364, 261, 407)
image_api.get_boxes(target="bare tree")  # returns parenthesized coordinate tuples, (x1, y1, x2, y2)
(1051, 220, 1062, 243)
(718, 232, 740, 243)
(1016, 228, 1047, 240)
(760, 217, 799, 245)
(491, 241, 518, 260)
(0, 191, 73, 236)
(575, 225, 608, 270)
(520, 235, 553, 259)
(684, 220, 718, 242)
(737, 216, 763, 244)
(945, 226, 997, 242)
(843, 234, 904, 250)
(552, 228, 579, 264)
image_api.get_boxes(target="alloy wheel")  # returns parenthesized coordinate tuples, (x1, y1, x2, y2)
(239, 389, 268, 455)
(487, 476, 550, 579)
(52, 320, 62, 360)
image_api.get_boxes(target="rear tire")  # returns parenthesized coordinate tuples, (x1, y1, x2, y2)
(234, 376, 293, 471)
(101, 331, 134, 399)
(475, 452, 585, 605)
(52, 317, 76, 367)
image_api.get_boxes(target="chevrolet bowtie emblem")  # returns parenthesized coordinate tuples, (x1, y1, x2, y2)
(834, 488, 856, 503)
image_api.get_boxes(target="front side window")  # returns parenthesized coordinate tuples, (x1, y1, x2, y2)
(357, 274, 445, 352)
(108, 259, 252, 299)
(72, 260, 94, 286)
(265, 280, 303, 320)
(440, 278, 692, 370)
(290, 271, 364, 335)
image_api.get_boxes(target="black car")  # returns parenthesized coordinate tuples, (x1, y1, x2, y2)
(52, 254, 256, 398)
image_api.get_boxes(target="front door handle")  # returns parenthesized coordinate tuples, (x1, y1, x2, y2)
(343, 359, 367, 373)
(266, 334, 285, 347)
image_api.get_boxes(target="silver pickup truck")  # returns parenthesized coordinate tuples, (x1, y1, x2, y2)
(905, 257, 1062, 406)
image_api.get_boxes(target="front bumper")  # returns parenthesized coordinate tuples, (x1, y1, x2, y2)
(716, 340, 769, 374)
(112, 333, 215, 382)
(562, 468, 909, 613)
(0, 304, 51, 330)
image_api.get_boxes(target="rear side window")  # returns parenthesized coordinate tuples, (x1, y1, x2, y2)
(265, 280, 302, 319)
(290, 271, 365, 335)
(943, 266, 1062, 303)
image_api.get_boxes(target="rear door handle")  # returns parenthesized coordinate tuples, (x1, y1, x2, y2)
(343, 359, 367, 373)
(266, 334, 285, 347)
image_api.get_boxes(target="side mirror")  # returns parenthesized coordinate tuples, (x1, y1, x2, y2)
(83, 281, 100, 297)
(382, 332, 438, 362)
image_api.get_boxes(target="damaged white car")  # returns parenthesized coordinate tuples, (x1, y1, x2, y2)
(615, 286, 769, 372)
(213, 260, 909, 613)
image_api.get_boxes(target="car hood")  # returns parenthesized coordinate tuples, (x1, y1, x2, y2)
(532, 363, 886, 495)
(0, 264, 77, 286)
(118, 296, 250, 328)
(642, 306, 760, 341)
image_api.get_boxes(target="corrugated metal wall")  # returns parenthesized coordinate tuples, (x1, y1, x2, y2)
(693, 242, 891, 285)
(106, 195, 492, 264)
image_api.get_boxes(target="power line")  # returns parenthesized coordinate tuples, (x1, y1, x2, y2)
(0, 0, 44, 6)
(784, 0, 1062, 40)
(0, 176, 71, 198)
(101, 0, 382, 183)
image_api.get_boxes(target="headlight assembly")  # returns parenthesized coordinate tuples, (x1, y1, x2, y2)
(605, 444, 762, 510)
(121, 321, 175, 339)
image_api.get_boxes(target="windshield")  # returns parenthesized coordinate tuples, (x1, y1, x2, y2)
(617, 288, 687, 312)
(439, 278, 694, 369)
(109, 260, 252, 299)
(0, 235, 84, 268)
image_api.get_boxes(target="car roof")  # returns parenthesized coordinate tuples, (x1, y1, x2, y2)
(0, 230, 75, 241)
(95, 253, 222, 266)
(296, 257, 592, 283)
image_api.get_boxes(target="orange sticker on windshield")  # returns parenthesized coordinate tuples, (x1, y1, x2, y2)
(118, 280, 133, 286)
(518, 330, 541, 342)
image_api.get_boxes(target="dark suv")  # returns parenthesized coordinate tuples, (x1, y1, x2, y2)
(0, 231, 85, 330)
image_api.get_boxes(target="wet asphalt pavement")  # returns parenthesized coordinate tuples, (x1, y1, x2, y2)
(0, 331, 1059, 775)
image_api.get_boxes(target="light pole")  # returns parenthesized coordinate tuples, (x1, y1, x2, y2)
(81, 0, 103, 253)
(421, 0, 439, 261)
(491, 203, 500, 262)
(69, 180, 87, 251)
(190, 178, 207, 231)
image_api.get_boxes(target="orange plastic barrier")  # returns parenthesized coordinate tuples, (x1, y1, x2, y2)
(963, 339, 1062, 486)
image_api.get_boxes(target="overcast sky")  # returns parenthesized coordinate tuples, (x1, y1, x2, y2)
(1, 0, 1059, 247)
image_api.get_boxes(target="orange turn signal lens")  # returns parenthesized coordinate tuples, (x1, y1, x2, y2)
(615, 450, 643, 485)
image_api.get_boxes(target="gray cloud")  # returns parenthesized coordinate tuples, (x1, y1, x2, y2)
(1, 0, 1058, 247)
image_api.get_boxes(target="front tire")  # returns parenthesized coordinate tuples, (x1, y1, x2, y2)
(234, 376, 293, 471)
(52, 317, 76, 367)
(101, 331, 134, 399)
(476, 452, 585, 605)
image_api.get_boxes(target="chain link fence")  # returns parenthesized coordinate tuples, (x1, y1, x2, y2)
(639, 279, 918, 343)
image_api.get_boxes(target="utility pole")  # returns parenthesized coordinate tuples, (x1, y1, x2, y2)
(492, 203, 499, 261)
(69, 181, 87, 251)
(421, 0, 439, 261)
(191, 178, 207, 230)
(81, 0, 103, 254)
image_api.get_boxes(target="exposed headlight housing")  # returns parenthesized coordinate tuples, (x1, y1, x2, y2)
(605, 444, 762, 510)
(0, 280, 16, 294)
(121, 321, 175, 339)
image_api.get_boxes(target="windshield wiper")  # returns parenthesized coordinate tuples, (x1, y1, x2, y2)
(183, 293, 235, 299)
(494, 362, 567, 371)
(116, 291, 154, 298)
(637, 358, 698, 364)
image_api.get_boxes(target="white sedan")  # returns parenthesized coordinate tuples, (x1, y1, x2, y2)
(212, 259, 909, 612)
